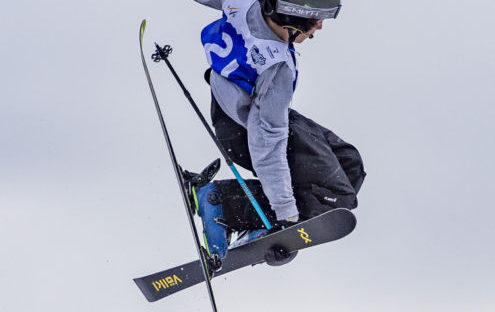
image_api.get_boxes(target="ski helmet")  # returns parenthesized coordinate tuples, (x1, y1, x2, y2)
(261, 0, 341, 32)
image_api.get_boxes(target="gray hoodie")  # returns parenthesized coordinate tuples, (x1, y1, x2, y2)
(194, 0, 298, 221)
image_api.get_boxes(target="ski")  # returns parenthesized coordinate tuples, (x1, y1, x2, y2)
(138, 20, 218, 311)
(134, 208, 356, 302)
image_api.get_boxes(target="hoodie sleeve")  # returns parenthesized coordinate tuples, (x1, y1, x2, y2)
(247, 62, 299, 221)
(193, 0, 223, 10)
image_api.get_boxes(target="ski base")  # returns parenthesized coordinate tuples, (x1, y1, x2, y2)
(134, 208, 356, 302)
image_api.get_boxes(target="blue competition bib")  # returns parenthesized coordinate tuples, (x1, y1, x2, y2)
(201, 0, 297, 95)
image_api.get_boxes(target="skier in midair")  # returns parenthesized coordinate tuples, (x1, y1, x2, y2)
(186, 0, 366, 262)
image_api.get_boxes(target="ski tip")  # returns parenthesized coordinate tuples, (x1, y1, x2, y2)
(139, 20, 147, 48)
(140, 19, 146, 36)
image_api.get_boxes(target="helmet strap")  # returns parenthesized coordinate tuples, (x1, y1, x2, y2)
(284, 26, 309, 43)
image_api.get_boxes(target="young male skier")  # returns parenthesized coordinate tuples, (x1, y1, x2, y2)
(186, 0, 366, 263)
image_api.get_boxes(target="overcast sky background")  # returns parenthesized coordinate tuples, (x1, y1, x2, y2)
(1, 1, 494, 311)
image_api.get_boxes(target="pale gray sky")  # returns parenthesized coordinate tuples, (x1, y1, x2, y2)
(1, 1, 494, 311)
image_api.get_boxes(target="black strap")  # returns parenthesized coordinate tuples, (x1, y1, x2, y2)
(204, 68, 212, 85)
(288, 28, 300, 44)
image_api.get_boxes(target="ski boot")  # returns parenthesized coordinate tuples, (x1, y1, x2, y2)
(182, 158, 221, 215)
(183, 159, 229, 261)
(196, 182, 230, 260)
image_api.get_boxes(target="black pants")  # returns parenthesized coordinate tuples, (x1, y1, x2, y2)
(210, 95, 366, 231)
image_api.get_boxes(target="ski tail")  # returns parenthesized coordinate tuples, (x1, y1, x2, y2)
(134, 260, 203, 302)
(134, 208, 357, 303)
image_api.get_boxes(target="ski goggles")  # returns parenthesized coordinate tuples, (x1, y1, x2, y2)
(276, 0, 342, 20)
